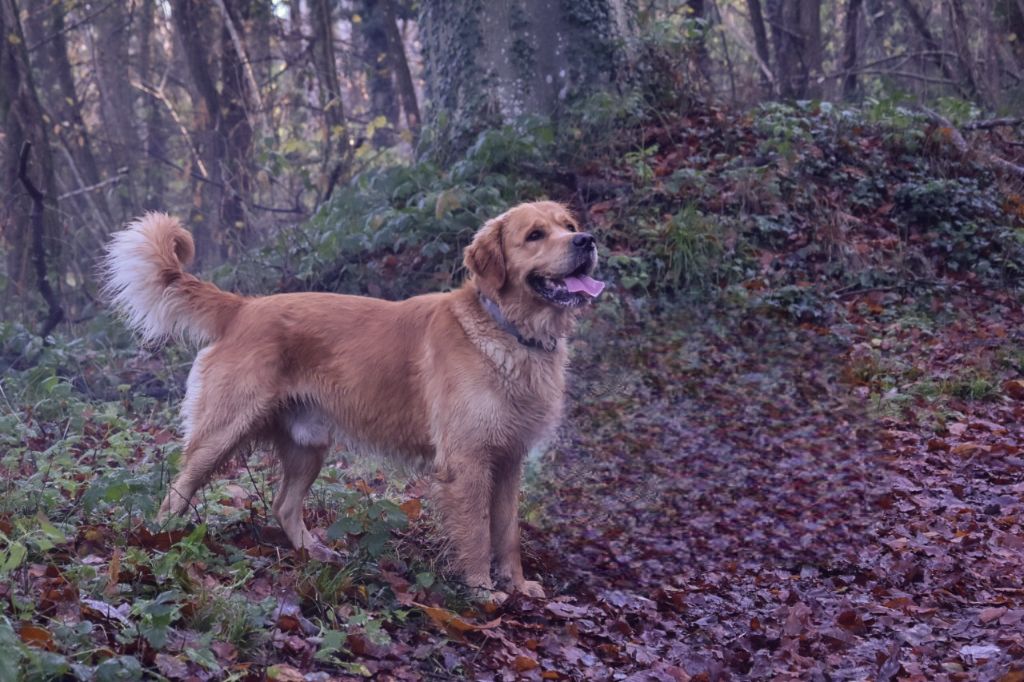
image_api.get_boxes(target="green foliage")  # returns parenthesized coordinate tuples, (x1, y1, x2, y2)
(324, 483, 410, 560)
(893, 177, 1023, 279)
(227, 118, 557, 299)
(629, 12, 704, 111)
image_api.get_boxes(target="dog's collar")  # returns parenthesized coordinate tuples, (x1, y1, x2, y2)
(478, 294, 556, 352)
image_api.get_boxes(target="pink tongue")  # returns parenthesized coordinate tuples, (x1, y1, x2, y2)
(564, 275, 605, 297)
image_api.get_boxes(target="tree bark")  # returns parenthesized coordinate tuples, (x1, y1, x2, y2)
(767, 0, 821, 98)
(799, 0, 823, 97)
(170, 0, 224, 265)
(383, 0, 420, 132)
(93, 1, 141, 216)
(946, 0, 982, 104)
(361, 0, 400, 147)
(686, 0, 713, 84)
(309, 0, 351, 201)
(419, 0, 637, 161)
(139, 0, 168, 211)
(218, 0, 257, 250)
(841, 0, 864, 98)
(746, 0, 774, 93)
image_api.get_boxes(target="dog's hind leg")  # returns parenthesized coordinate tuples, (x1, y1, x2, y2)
(159, 370, 271, 521)
(159, 427, 250, 520)
(271, 433, 335, 561)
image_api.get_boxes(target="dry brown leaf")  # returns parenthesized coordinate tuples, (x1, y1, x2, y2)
(266, 664, 305, 682)
(413, 602, 501, 640)
(399, 497, 422, 521)
(18, 624, 55, 651)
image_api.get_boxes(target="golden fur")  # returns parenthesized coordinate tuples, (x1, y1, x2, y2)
(102, 201, 599, 598)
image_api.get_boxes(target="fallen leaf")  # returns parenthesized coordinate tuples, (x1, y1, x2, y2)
(413, 602, 501, 640)
(266, 664, 305, 681)
(545, 601, 592, 619)
(154, 653, 190, 679)
(960, 644, 1001, 662)
(400, 497, 422, 521)
(1003, 379, 1024, 400)
(18, 624, 55, 651)
(979, 607, 1007, 624)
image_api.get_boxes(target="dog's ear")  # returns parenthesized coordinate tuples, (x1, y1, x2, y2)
(464, 216, 506, 295)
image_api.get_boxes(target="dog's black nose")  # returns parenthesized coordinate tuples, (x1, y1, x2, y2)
(573, 233, 595, 249)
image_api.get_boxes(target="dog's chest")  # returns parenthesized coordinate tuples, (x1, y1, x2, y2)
(493, 348, 567, 442)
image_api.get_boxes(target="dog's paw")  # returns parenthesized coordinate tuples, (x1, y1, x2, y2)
(515, 580, 546, 599)
(305, 542, 343, 564)
(475, 587, 510, 604)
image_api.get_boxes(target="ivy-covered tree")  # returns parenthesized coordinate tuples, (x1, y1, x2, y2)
(419, 0, 637, 159)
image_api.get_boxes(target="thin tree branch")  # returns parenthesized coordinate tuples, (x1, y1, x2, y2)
(26, 0, 118, 52)
(131, 80, 209, 178)
(57, 173, 124, 200)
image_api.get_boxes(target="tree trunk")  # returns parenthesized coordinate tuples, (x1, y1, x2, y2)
(686, 0, 713, 84)
(309, 0, 351, 201)
(139, 0, 167, 211)
(93, 1, 141, 217)
(799, 0, 823, 97)
(746, 0, 774, 93)
(383, 0, 420, 133)
(767, 0, 820, 98)
(0, 0, 62, 310)
(219, 0, 256, 250)
(419, 0, 637, 160)
(171, 0, 224, 265)
(947, 0, 983, 104)
(841, 0, 864, 98)
(360, 0, 400, 147)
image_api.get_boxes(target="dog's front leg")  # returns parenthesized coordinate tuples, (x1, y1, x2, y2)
(433, 457, 496, 598)
(490, 455, 545, 598)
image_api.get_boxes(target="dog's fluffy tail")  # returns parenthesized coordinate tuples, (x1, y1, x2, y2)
(102, 213, 243, 345)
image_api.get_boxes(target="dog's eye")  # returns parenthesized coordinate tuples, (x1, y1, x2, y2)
(526, 229, 545, 242)
(566, 223, 577, 232)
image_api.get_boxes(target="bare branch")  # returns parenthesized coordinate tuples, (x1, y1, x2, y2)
(131, 80, 209, 178)
(57, 173, 124, 200)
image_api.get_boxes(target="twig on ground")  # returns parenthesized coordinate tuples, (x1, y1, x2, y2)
(922, 108, 1024, 179)
(962, 117, 1023, 131)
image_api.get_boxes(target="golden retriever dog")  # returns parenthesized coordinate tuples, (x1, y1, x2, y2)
(102, 201, 603, 598)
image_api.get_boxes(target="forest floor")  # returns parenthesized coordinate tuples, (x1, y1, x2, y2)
(514, 286, 1024, 681)
(3, 281, 1023, 681)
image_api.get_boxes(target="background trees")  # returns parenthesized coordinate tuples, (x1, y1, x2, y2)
(1, 0, 1022, 329)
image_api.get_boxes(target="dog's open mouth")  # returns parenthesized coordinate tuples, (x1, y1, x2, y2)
(529, 260, 605, 307)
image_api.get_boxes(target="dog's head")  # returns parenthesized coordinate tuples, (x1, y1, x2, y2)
(464, 202, 603, 340)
